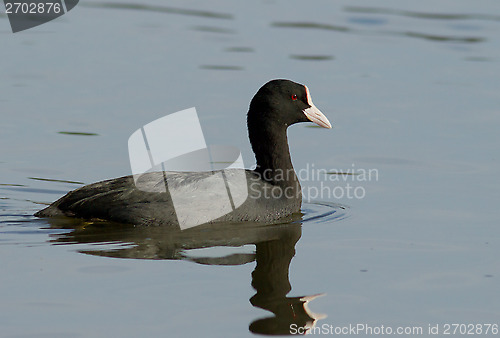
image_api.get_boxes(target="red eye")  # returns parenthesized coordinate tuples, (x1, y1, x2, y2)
(291, 94, 297, 101)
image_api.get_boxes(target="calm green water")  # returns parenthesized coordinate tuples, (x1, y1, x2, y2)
(1, 1, 499, 337)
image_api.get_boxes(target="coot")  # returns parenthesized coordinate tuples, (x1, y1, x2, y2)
(35, 79, 332, 227)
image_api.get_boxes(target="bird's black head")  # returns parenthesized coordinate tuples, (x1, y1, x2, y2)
(247, 79, 332, 182)
(247, 79, 332, 130)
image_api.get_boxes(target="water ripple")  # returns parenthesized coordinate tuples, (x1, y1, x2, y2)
(199, 65, 244, 71)
(400, 31, 484, 43)
(271, 20, 484, 44)
(82, 2, 233, 20)
(301, 201, 350, 225)
(271, 21, 350, 32)
(344, 6, 500, 22)
(290, 55, 334, 61)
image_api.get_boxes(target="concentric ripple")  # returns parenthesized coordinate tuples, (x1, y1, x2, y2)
(301, 201, 350, 225)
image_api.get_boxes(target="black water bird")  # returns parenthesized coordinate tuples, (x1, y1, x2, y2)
(35, 79, 332, 227)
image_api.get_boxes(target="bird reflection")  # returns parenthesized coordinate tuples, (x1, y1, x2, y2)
(45, 217, 326, 335)
(249, 227, 326, 335)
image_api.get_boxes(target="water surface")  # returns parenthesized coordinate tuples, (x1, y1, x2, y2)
(1, 0, 499, 337)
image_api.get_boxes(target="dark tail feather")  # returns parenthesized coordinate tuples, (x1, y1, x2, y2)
(34, 205, 65, 217)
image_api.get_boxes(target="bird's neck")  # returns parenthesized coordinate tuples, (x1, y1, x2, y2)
(251, 126, 299, 188)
